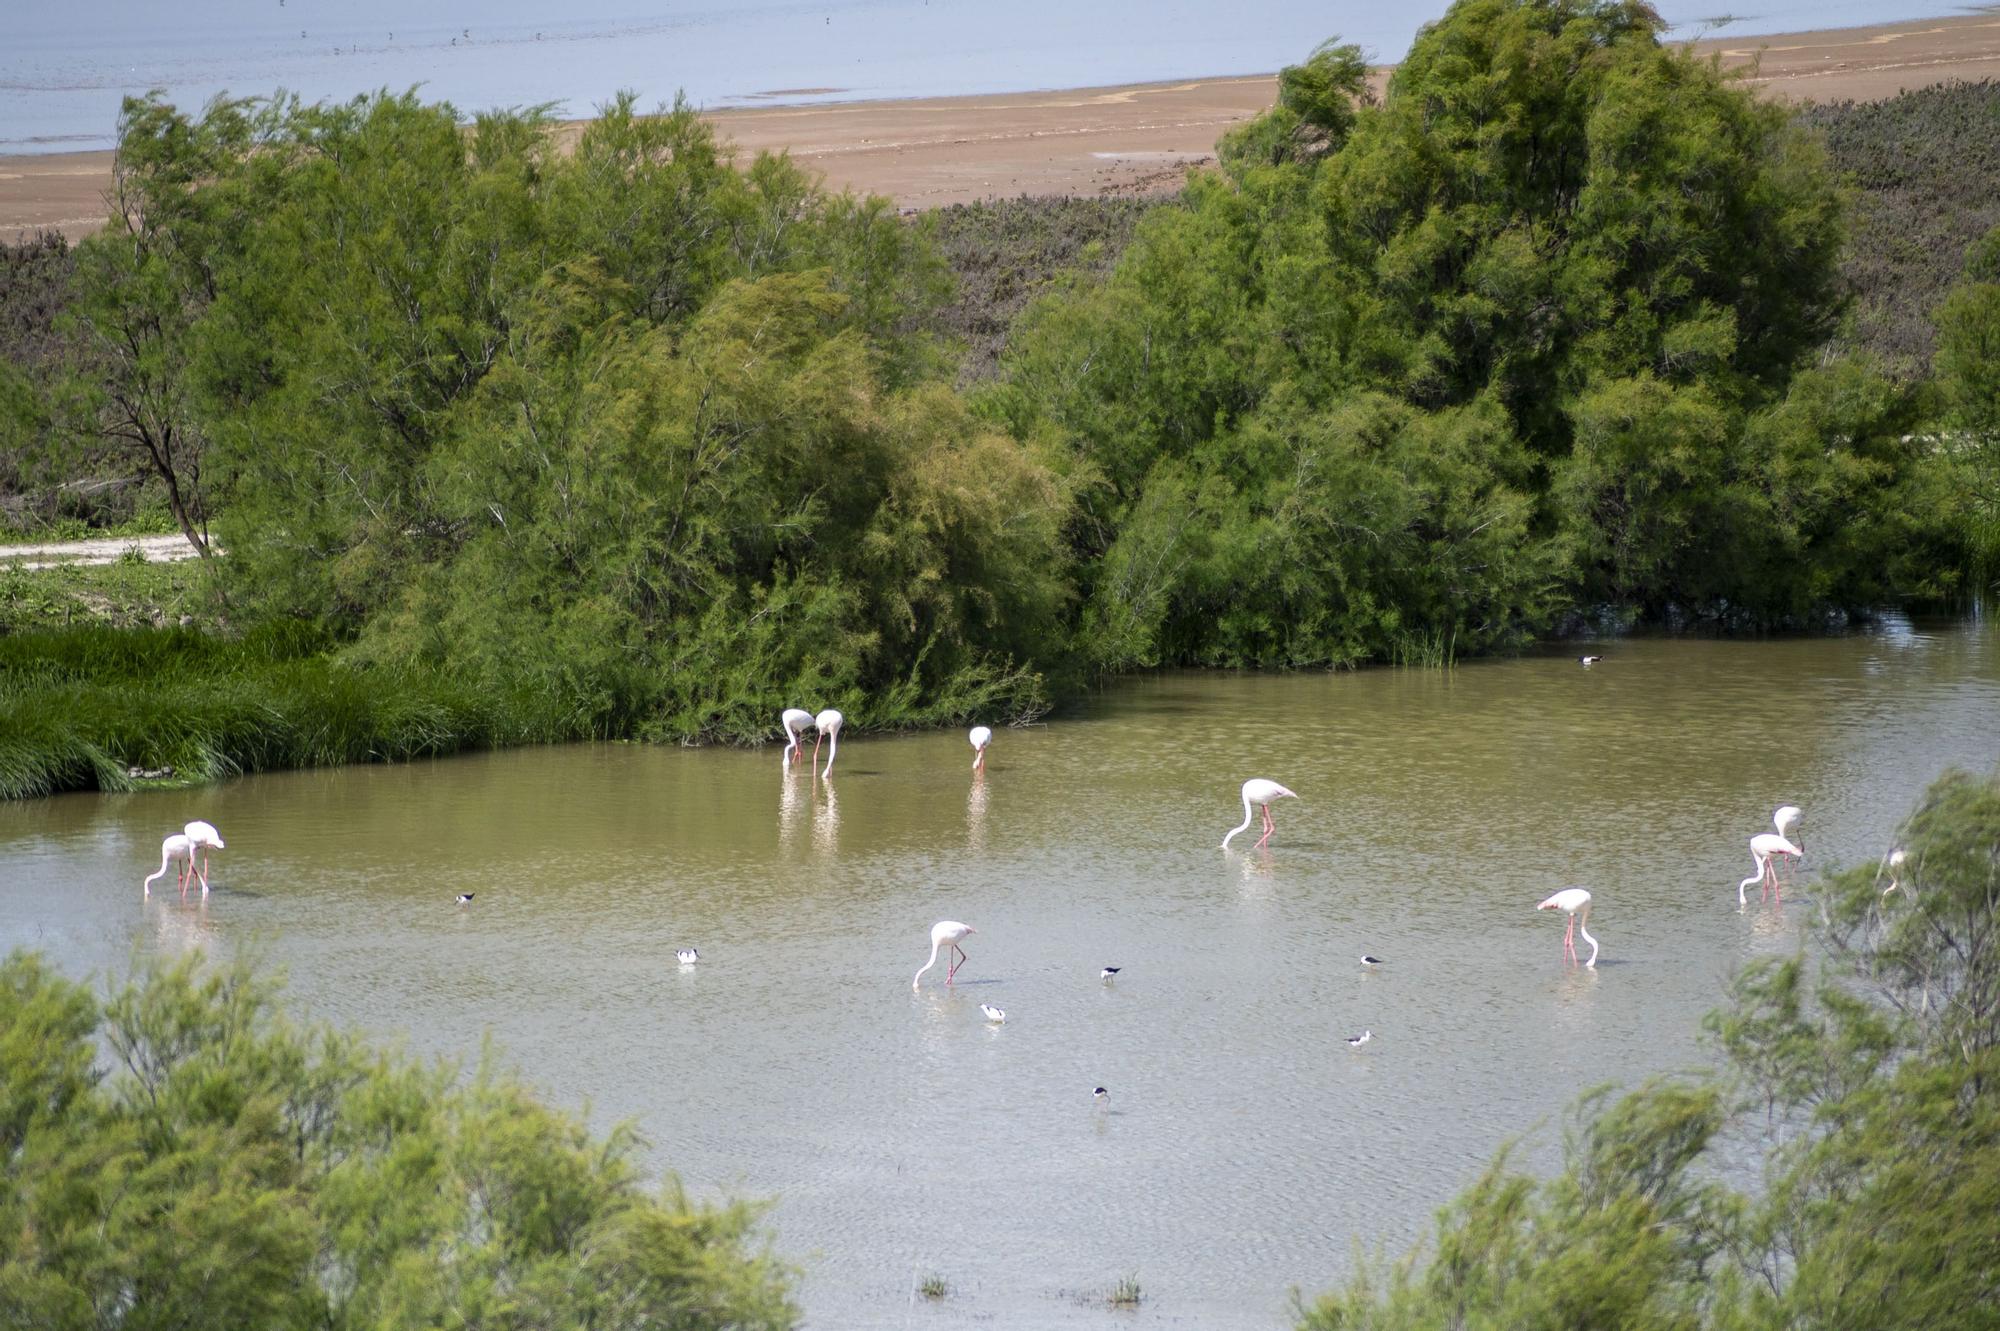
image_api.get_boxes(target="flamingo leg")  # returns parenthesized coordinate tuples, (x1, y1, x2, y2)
(1256, 805, 1274, 848)
(1563, 916, 1576, 961)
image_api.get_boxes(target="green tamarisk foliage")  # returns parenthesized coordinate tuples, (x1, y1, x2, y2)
(0, 949, 798, 1330)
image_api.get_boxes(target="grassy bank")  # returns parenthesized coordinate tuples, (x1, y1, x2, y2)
(0, 623, 583, 799)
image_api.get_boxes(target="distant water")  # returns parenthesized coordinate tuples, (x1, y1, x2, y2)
(1, 1, 1972, 153)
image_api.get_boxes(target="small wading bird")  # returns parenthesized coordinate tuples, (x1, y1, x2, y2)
(1093, 1086, 1108, 1105)
(455, 893, 474, 906)
(1345, 1030, 1372, 1048)
(1360, 955, 1383, 968)
(677, 948, 699, 966)
(1538, 888, 1599, 968)
(143, 833, 196, 897)
(1221, 779, 1298, 850)
(981, 1003, 1006, 1023)
(912, 920, 975, 989)
(1100, 966, 1121, 980)
(780, 708, 814, 766)
(969, 725, 992, 772)
(1579, 655, 1603, 665)
(812, 708, 843, 777)
(1883, 848, 1907, 897)
(182, 820, 224, 889)
(1739, 832, 1803, 906)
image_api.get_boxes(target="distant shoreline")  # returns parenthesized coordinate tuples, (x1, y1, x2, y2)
(5, 12, 1998, 242)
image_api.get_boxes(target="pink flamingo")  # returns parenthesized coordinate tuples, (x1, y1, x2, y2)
(812, 708, 843, 777)
(1220, 779, 1297, 850)
(1739, 833, 1803, 906)
(143, 833, 196, 897)
(969, 725, 992, 772)
(781, 708, 814, 765)
(183, 820, 224, 889)
(912, 920, 975, 989)
(1537, 888, 1598, 967)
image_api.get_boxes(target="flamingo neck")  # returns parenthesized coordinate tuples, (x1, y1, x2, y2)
(913, 938, 942, 988)
(1221, 794, 1255, 848)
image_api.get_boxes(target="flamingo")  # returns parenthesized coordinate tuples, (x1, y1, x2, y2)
(912, 920, 975, 989)
(781, 708, 814, 765)
(1738, 833, 1803, 905)
(183, 820, 223, 890)
(1220, 779, 1298, 850)
(143, 833, 196, 897)
(1770, 805, 1804, 886)
(969, 725, 992, 772)
(981, 1003, 1006, 1022)
(1537, 888, 1599, 967)
(812, 708, 843, 777)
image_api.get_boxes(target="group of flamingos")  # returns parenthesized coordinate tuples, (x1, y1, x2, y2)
(911, 757, 1811, 986)
(140, 712, 1810, 983)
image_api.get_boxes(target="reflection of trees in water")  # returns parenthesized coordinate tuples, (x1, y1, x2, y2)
(813, 780, 839, 855)
(966, 773, 988, 851)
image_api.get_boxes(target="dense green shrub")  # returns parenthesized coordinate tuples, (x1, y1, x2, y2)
(0, 949, 798, 1329)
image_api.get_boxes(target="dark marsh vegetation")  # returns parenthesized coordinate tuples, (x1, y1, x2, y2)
(1, 0, 1999, 797)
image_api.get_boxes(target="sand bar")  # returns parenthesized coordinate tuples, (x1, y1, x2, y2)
(5, 13, 1999, 243)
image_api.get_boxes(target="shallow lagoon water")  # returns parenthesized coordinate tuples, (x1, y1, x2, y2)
(5, 617, 1998, 1327)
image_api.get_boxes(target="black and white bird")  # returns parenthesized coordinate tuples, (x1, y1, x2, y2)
(1360, 955, 1383, 968)
(676, 948, 699, 966)
(1093, 1086, 1109, 1105)
(1345, 1030, 1373, 1049)
(981, 1003, 1006, 1023)
(455, 893, 474, 906)
(1579, 655, 1603, 666)
(1100, 966, 1121, 979)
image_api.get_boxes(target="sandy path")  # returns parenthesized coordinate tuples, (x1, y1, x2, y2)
(5, 13, 1998, 242)
(0, 533, 203, 569)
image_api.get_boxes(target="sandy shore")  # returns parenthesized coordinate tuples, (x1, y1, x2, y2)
(5, 13, 1998, 243)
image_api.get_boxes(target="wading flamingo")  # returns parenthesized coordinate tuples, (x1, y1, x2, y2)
(143, 834, 196, 897)
(813, 709, 843, 777)
(1537, 888, 1599, 967)
(1770, 805, 1804, 885)
(781, 708, 814, 765)
(183, 820, 223, 889)
(1220, 779, 1298, 850)
(1883, 848, 1907, 897)
(913, 920, 975, 989)
(969, 725, 992, 772)
(1738, 833, 1803, 905)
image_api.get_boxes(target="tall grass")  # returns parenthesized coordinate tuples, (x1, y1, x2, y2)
(0, 624, 581, 799)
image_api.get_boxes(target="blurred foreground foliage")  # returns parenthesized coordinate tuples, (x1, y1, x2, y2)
(0, 948, 797, 1330)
